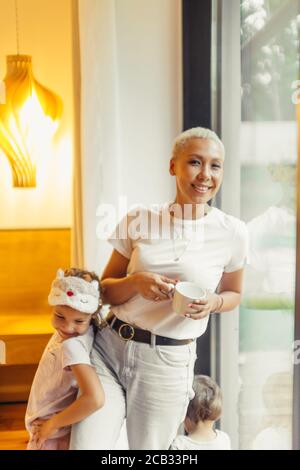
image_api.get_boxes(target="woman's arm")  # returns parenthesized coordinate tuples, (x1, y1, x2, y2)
(100, 249, 137, 305)
(185, 268, 244, 320)
(32, 364, 104, 447)
(101, 249, 177, 305)
(215, 268, 244, 312)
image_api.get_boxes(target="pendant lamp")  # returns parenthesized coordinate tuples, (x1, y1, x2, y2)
(0, 1, 62, 187)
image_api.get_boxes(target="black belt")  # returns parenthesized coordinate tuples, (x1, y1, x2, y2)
(108, 316, 194, 346)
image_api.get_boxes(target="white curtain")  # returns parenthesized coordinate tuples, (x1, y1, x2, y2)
(78, 0, 123, 274)
(77, 0, 182, 275)
(218, 0, 241, 449)
(71, 0, 84, 267)
(76, 0, 182, 450)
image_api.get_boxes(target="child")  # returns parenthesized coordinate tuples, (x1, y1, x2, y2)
(25, 268, 105, 450)
(170, 375, 231, 450)
(252, 371, 292, 450)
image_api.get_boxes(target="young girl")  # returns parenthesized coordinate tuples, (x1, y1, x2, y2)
(170, 375, 231, 450)
(25, 268, 105, 450)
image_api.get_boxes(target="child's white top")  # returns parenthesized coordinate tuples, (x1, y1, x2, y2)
(170, 430, 231, 450)
(108, 204, 248, 339)
(25, 326, 94, 438)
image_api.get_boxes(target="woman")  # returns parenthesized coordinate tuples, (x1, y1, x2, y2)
(70, 127, 248, 450)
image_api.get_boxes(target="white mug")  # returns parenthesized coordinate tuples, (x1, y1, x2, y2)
(169, 281, 206, 315)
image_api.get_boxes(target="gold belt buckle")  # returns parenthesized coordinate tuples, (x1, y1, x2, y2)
(118, 323, 135, 341)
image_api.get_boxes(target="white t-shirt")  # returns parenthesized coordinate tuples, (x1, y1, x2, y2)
(170, 430, 231, 450)
(108, 204, 248, 339)
(25, 326, 94, 437)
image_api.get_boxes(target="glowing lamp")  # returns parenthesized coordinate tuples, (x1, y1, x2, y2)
(0, 55, 62, 187)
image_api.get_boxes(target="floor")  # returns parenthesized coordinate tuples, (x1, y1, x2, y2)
(0, 403, 28, 450)
(0, 403, 129, 450)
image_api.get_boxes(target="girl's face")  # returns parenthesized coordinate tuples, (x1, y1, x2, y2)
(169, 138, 224, 207)
(51, 304, 92, 340)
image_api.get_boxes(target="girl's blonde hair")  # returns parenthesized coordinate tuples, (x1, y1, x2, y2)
(187, 375, 222, 423)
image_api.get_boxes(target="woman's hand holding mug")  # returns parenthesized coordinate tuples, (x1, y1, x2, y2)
(170, 281, 222, 320)
(132, 272, 179, 301)
(184, 291, 221, 319)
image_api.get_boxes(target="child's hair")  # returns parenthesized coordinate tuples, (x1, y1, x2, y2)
(186, 375, 222, 423)
(64, 268, 103, 327)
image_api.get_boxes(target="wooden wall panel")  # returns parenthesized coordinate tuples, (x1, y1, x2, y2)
(0, 365, 38, 402)
(0, 229, 71, 314)
(0, 229, 71, 403)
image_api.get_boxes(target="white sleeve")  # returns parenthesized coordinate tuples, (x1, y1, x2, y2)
(224, 221, 249, 273)
(107, 213, 133, 259)
(61, 328, 94, 369)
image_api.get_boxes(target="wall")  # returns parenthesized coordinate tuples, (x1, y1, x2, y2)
(0, 0, 73, 229)
(115, 0, 182, 206)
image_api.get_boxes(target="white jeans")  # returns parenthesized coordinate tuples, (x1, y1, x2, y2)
(70, 325, 197, 450)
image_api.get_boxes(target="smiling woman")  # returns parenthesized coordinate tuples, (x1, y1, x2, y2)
(69, 127, 249, 451)
(169, 128, 225, 214)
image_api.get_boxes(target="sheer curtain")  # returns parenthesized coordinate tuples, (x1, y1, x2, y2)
(74, 0, 182, 450)
(71, 0, 84, 267)
(218, 0, 241, 449)
(75, 0, 123, 272)
(75, 0, 182, 276)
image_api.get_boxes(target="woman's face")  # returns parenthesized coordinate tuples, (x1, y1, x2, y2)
(169, 138, 224, 206)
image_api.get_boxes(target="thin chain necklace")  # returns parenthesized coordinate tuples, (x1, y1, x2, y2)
(169, 203, 209, 262)
(172, 226, 190, 262)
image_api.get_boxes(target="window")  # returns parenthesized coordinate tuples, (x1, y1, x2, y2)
(240, 0, 297, 450)
(217, 0, 298, 449)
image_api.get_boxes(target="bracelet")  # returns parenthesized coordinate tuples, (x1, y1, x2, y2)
(218, 295, 224, 312)
(213, 294, 224, 313)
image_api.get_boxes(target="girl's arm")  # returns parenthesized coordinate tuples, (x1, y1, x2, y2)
(32, 364, 104, 447)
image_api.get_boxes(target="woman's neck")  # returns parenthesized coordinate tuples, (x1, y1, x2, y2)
(170, 201, 208, 220)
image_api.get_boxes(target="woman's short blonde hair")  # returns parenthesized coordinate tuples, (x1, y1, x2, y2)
(172, 127, 225, 159)
(187, 375, 223, 423)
